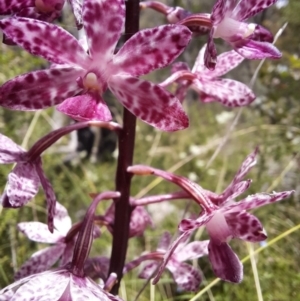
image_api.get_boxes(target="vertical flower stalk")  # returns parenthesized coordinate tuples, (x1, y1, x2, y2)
(108, 0, 139, 294)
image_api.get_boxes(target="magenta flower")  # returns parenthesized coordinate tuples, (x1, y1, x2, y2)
(0, 0, 64, 24)
(161, 44, 255, 106)
(0, 191, 122, 301)
(0, 0, 83, 28)
(124, 232, 209, 291)
(15, 202, 73, 280)
(127, 154, 294, 283)
(97, 202, 153, 238)
(0, 133, 57, 231)
(0, 0, 192, 131)
(205, 0, 281, 69)
(0, 121, 115, 231)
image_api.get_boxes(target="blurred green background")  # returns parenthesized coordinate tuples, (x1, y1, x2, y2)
(0, 1, 299, 300)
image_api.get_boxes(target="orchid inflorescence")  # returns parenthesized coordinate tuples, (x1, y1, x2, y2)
(0, 0, 294, 300)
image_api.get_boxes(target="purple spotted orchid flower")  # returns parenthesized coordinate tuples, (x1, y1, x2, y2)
(205, 0, 281, 69)
(0, 0, 192, 132)
(127, 153, 294, 283)
(101, 201, 153, 238)
(160, 44, 255, 106)
(0, 0, 83, 29)
(0, 191, 123, 301)
(0, 120, 119, 232)
(15, 201, 74, 280)
(123, 232, 209, 291)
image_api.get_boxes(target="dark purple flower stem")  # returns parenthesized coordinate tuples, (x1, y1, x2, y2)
(108, 0, 140, 294)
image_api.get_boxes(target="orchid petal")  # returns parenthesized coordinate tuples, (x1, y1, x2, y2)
(68, 0, 83, 28)
(11, 272, 69, 301)
(227, 179, 252, 200)
(157, 232, 172, 252)
(53, 202, 72, 236)
(109, 75, 188, 131)
(253, 25, 274, 43)
(57, 93, 112, 122)
(115, 24, 192, 77)
(83, 0, 125, 63)
(168, 261, 202, 291)
(229, 148, 257, 187)
(221, 191, 294, 214)
(0, 1, 35, 14)
(0, 17, 90, 67)
(14, 244, 65, 280)
(0, 134, 25, 163)
(152, 231, 192, 285)
(192, 78, 255, 107)
(208, 240, 243, 283)
(225, 211, 267, 242)
(5, 163, 39, 207)
(18, 222, 63, 243)
(78, 276, 115, 301)
(139, 262, 159, 279)
(204, 29, 217, 70)
(0, 68, 84, 110)
(204, 50, 244, 77)
(129, 206, 153, 237)
(234, 39, 281, 60)
(211, 0, 236, 25)
(191, 44, 207, 73)
(175, 241, 209, 262)
(179, 213, 213, 232)
(232, 0, 277, 21)
(171, 62, 190, 74)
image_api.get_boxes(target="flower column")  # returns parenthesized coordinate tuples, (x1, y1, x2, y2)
(108, 0, 139, 294)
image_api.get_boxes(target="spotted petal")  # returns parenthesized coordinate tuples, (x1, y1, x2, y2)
(14, 244, 65, 280)
(221, 191, 294, 214)
(0, 68, 84, 110)
(11, 272, 70, 300)
(168, 261, 202, 291)
(139, 262, 159, 279)
(211, 0, 236, 25)
(152, 231, 192, 285)
(191, 44, 207, 73)
(0, 0, 34, 14)
(108, 75, 189, 131)
(54, 202, 72, 236)
(0, 17, 90, 67)
(192, 78, 255, 107)
(69, 0, 83, 28)
(226, 180, 252, 200)
(175, 241, 209, 262)
(225, 211, 267, 242)
(208, 240, 243, 283)
(5, 163, 39, 207)
(0, 134, 25, 163)
(115, 24, 192, 77)
(232, 0, 278, 21)
(158, 232, 172, 252)
(57, 93, 112, 122)
(204, 50, 245, 77)
(129, 206, 153, 237)
(234, 39, 281, 60)
(18, 222, 64, 243)
(83, 0, 125, 63)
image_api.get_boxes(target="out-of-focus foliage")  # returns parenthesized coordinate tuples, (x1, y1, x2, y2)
(0, 1, 300, 300)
